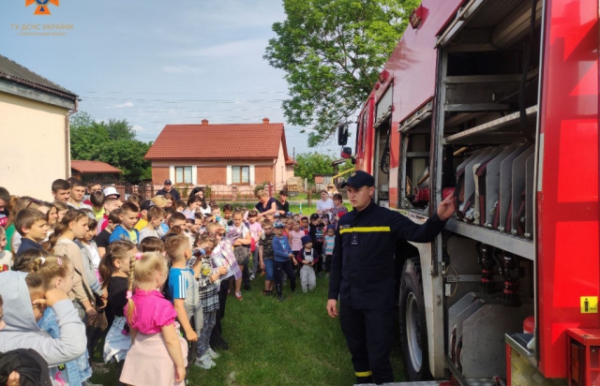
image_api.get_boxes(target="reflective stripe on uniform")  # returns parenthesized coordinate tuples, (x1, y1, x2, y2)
(355, 371, 373, 377)
(339, 226, 391, 234)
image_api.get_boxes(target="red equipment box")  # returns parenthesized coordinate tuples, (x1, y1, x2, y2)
(567, 329, 600, 386)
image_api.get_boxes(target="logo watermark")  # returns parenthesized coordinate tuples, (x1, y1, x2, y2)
(11, 0, 73, 36)
(11, 23, 73, 36)
(26, 0, 59, 16)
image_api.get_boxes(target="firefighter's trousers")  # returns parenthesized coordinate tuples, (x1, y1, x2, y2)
(340, 304, 394, 384)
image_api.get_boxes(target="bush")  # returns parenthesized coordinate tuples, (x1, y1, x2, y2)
(253, 182, 267, 198)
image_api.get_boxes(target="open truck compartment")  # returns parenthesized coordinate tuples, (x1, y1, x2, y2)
(397, 0, 544, 383)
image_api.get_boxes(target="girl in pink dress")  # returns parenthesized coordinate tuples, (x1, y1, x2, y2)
(119, 252, 188, 386)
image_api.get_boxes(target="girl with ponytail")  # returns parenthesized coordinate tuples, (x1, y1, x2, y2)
(32, 255, 95, 385)
(100, 240, 136, 368)
(0, 255, 88, 385)
(119, 252, 188, 386)
(51, 209, 96, 324)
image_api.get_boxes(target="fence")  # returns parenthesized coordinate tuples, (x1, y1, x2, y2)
(204, 183, 287, 201)
(98, 180, 155, 201)
(100, 181, 299, 202)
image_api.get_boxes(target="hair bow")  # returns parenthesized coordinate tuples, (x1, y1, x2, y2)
(126, 290, 133, 300)
(38, 257, 46, 265)
(56, 257, 63, 266)
(135, 253, 142, 261)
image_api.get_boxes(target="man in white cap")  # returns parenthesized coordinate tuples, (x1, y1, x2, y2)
(103, 186, 121, 200)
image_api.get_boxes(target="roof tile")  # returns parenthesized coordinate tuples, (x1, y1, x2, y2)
(71, 160, 122, 174)
(0, 54, 76, 97)
(145, 123, 293, 162)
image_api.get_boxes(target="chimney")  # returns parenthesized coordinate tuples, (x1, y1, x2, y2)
(201, 119, 209, 125)
(263, 118, 270, 124)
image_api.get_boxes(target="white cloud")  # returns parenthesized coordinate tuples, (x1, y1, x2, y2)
(162, 65, 203, 74)
(182, 0, 285, 29)
(177, 39, 268, 58)
(132, 124, 145, 132)
(112, 101, 134, 108)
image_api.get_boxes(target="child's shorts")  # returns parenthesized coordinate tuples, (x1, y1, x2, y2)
(264, 259, 274, 281)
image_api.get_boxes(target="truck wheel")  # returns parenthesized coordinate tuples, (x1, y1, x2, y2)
(399, 257, 432, 381)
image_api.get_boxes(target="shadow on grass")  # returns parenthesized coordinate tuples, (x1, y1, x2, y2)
(90, 275, 405, 385)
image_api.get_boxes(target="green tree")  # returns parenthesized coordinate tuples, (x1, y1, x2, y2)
(69, 112, 152, 183)
(265, 0, 419, 146)
(295, 152, 353, 182)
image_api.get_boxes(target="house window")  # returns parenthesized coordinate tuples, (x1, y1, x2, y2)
(175, 166, 193, 184)
(232, 166, 250, 184)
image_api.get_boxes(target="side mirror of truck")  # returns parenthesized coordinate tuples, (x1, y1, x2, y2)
(341, 147, 352, 159)
(337, 123, 349, 146)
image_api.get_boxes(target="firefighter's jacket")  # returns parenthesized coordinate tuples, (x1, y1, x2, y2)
(328, 200, 446, 309)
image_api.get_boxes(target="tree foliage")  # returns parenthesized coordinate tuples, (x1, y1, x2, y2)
(70, 112, 152, 183)
(265, 0, 419, 146)
(294, 152, 353, 182)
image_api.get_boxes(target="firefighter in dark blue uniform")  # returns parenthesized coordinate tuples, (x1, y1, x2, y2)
(327, 171, 455, 384)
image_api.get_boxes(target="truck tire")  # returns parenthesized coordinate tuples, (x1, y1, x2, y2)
(399, 257, 432, 381)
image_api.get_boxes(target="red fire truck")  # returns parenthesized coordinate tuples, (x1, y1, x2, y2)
(337, 0, 599, 384)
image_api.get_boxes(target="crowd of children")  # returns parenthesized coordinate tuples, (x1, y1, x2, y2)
(0, 181, 347, 386)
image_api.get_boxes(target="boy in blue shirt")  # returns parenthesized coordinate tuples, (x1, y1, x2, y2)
(272, 220, 297, 301)
(165, 235, 203, 377)
(109, 202, 140, 244)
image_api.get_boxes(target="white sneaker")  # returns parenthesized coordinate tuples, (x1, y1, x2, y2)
(209, 347, 220, 359)
(194, 354, 216, 369)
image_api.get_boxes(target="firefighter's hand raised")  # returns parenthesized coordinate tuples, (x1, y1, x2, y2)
(436, 195, 455, 221)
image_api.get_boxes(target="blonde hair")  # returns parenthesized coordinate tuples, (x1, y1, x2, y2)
(28, 255, 71, 290)
(256, 190, 269, 198)
(151, 195, 168, 208)
(164, 235, 189, 262)
(205, 222, 224, 235)
(125, 252, 167, 325)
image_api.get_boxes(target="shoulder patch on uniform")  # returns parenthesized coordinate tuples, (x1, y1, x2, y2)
(340, 224, 351, 229)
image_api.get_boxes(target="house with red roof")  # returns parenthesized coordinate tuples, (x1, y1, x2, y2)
(145, 118, 295, 193)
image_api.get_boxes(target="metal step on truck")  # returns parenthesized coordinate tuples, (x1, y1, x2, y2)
(338, 0, 600, 385)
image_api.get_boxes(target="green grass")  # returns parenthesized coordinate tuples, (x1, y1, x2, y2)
(90, 275, 405, 385)
(203, 202, 353, 218)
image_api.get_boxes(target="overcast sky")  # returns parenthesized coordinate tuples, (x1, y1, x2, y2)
(0, 0, 347, 157)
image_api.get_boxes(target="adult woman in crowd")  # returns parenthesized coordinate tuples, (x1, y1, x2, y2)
(189, 186, 211, 216)
(255, 190, 277, 220)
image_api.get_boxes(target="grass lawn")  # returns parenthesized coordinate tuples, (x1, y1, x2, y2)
(90, 274, 405, 385)
(212, 203, 353, 218)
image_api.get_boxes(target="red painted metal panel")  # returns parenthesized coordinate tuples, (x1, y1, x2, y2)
(537, 0, 599, 378)
(354, 0, 463, 174)
(356, 97, 375, 174)
(373, 0, 463, 124)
